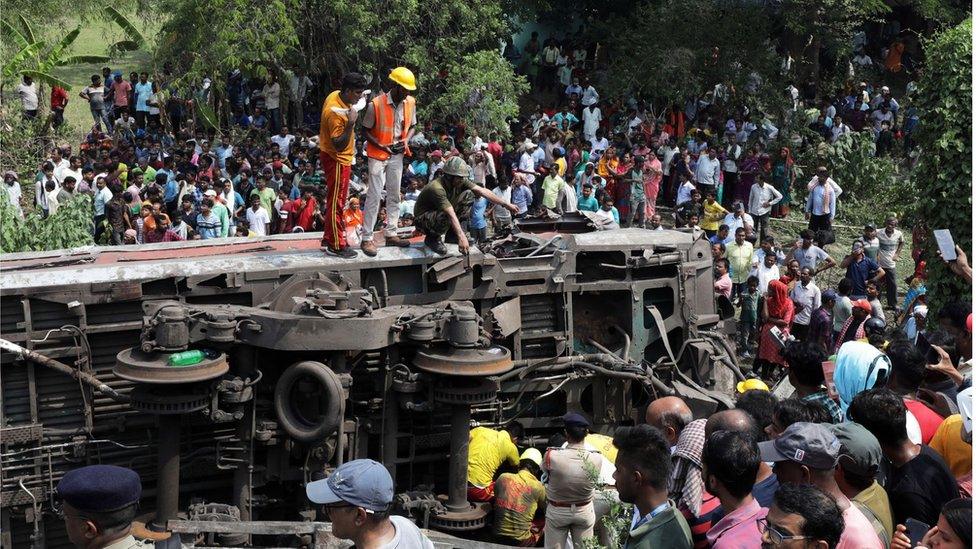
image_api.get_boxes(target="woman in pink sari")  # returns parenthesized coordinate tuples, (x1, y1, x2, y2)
(642, 152, 663, 218)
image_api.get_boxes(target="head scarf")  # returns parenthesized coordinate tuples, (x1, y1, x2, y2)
(766, 280, 794, 321)
(834, 341, 891, 415)
(669, 418, 707, 515)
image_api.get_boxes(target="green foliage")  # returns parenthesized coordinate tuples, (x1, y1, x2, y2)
(423, 51, 529, 138)
(579, 449, 630, 549)
(601, 0, 782, 107)
(911, 18, 972, 316)
(1, 19, 112, 91)
(154, 0, 522, 136)
(0, 194, 94, 253)
(791, 130, 911, 224)
(103, 6, 146, 55)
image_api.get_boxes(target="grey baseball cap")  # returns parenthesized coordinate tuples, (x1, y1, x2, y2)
(306, 459, 393, 512)
(758, 422, 841, 470)
(830, 422, 883, 476)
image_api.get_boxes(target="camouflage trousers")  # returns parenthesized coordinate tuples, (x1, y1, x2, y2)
(414, 190, 475, 238)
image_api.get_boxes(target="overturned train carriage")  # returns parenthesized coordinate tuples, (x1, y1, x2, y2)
(0, 221, 740, 547)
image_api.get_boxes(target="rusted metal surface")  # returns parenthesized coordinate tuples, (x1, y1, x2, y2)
(0, 227, 739, 548)
(413, 346, 513, 377)
(115, 348, 230, 384)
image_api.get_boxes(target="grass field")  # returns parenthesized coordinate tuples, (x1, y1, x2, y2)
(51, 16, 155, 140)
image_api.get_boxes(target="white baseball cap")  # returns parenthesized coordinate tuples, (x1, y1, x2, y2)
(957, 387, 973, 434)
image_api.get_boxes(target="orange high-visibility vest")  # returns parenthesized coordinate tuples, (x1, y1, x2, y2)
(365, 94, 415, 161)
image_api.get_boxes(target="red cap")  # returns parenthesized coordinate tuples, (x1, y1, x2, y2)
(852, 299, 872, 313)
(967, 313, 972, 334)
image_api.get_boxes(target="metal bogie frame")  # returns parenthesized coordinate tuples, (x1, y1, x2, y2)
(0, 227, 737, 548)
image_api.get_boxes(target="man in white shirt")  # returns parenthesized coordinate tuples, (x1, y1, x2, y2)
(747, 175, 783, 242)
(490, 178, 513, 231)
(721, 202, 754, 243)
(3, 171, 23, 218)
(16, 75, 39, 119)
(582, 104, 602, 143)
(245, 194, 271, 236)
(876, 216, 904, 309)
(721, 135, 741, 206)
(307, 459, 434, 549)
(469, 146, 497, 186)
(270, 126, 296, 158)
(789, 267, 821, 341)
(675, 176, 697, 206)
(518, 140, 538, 189)
(694, 147, 721, 190)
(751, 251, 781, 294)
(589, 130, 609, 161)
(262, 75, 282, 132)
(581, 77, 599, 107)
(287, 70, 313, 127)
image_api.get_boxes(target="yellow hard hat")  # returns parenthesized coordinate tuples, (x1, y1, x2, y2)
(388, 66, 416, 91)
(519, 448, 542, 467)
(736, 378, 770, 393)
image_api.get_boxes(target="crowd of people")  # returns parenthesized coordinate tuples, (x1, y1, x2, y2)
(5, 24, 973, 549)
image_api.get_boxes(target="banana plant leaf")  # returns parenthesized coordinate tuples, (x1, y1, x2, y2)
(41, 27, 80, 71)
(1, 19, 30, 50)
(18, 69, 72, 90)
(2, 41, 44, 78)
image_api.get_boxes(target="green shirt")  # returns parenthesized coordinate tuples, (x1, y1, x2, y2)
(212, 202, 230, 237)
(414, 177, 477, 218)
(542, 175, 564, 209)
(250, 187, 276, 217)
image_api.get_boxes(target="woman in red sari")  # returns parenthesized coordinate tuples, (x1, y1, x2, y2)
(756, 279, 794, 380)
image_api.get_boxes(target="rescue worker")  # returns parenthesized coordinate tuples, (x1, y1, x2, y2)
(319, 72, 369, 258)
(359, 67, 417, 256)
(468, 423, 524, 502)
(56, 464, 151, 549)
(542, 412, 604, 549)
(492, 448, 548, 546)
(413, 156, 519, 255)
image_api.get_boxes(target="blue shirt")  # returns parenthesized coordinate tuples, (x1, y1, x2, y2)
(470, 197, 487, 229)
(805, 184, 837, 218)
(846, 256, 880, 298)
(134, 81, 153, 112)
(578, 195, 599, 212)
(552, 112, 579, 130)
(512, 185, 532, 215)
(196, 212, 221, 239)
(215, 145, 234, 169)
(631, 502, 671, 532)
(94, 186, 112, 216)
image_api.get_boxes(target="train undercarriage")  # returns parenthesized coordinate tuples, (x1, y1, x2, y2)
(0, 218, 741, 547)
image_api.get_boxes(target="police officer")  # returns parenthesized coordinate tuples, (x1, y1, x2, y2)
(542, 412, 604, 549)
(56, 464, 149, 549)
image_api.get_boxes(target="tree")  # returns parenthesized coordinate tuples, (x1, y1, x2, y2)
(1, 16, 107, 91)
(423, 51, 529, 139)
(777, 0, 889, 91)
(599, 0, 782, 110)
(911, 18, 972, 315)
(152, 0, 527, 136)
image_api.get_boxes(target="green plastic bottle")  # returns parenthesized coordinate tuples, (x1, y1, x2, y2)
(167, 349, 217, 367)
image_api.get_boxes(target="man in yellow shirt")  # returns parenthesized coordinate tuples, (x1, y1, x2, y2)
(319, 72, 368, 258)
(493, 448, 547, 546)
(468, 424, 523, 502)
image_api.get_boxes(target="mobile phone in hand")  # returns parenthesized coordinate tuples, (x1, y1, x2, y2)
(915, 333, 942, 365)
(934, 229, 957, 261)
(905, 518, 930, 547)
